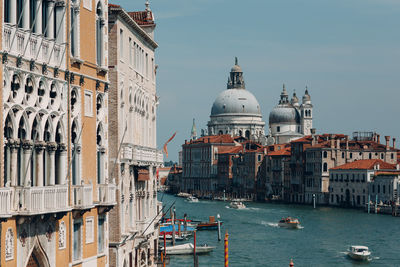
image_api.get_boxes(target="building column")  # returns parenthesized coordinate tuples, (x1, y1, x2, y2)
(22, 141, 33, 186)
(9, 140, 19, 186)
(23, 0, 30, 29)
(55, 1, 65, 43)
(9, 0, 17, 24)
(35, 142, 46, 186)
(35, 0, 42, 34)
(57, 144, 67, 184)
(46, 142, 57, 185)
(47, 0, 55, 39)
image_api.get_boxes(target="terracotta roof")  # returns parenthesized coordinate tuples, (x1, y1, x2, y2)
(108, 3, 121, 8)
(187, 134, 235, 145)
(128, 11, 155, 26)
(218, 146, 243, 154)
(267, 144, 291, 156)
(331, 159, 396, 170)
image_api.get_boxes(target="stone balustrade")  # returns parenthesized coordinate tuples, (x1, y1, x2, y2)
(0, 188, 12, 218)
(72, 184, 94, 209)
(97, 183, 117, 206)
(3, 24, 66, 67)
(121, 144, 163, 165)
(14, 185, 69, 215)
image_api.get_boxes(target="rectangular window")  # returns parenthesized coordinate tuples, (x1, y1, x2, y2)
(151, 58, 154, 80)
(133, 42, 137, 68)
(84, 90, 93, 117)
(85, 217, 94, 244)
(120, 29, 124, 58)
(129, 38, 132, 65)
(98, 216, 105, 253)
(146, 53, 148, 77)
(73, 221, 82, 261)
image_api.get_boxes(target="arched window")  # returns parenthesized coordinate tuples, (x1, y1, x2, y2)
(323, 162, 328, 172)
(245, 130, 250, 139)
(323, 151, 327, 158)
(96, 2, 104, 66)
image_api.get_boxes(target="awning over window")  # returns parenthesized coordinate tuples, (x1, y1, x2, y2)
(138, 169, 150, 181)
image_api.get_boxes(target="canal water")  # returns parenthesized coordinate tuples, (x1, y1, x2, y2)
(159, 193, 400, 267)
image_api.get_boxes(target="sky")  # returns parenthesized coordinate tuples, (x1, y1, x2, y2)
(116, 0, 400, 162)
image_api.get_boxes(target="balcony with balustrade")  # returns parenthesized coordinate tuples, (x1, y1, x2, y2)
(72, 183, 94, 211)
(13, 184, 69, 216)
(121, 144, 163, 166)
(3, 24, 66, 68)
(0, 188, 12, 219)
(97, 183, 117, 207)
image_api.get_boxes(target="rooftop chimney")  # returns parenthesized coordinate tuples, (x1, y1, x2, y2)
(393, 138, 396, 149)
(377, 134, 380, 144)
(385, 136, 390, 150)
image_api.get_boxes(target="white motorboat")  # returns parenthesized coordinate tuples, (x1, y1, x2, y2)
(229, 201, 246, 209)
(278, 217, 301, 229)
(162, 243, 215, 255)
(348, 245, 371, 261)
(186, 196, 199, 202)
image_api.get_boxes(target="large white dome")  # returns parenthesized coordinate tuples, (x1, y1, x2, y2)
(211, 89, 261, 116)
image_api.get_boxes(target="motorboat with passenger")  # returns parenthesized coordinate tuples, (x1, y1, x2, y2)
(229, 201, 246, 209)
(278, 217, 301, 229)
(186, 196, 199, 202)
(348, 246, 371, 261)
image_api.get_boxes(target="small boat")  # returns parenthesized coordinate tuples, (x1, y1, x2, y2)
(278, 217, 301, 229)
(158, 232, 191, 241)
(186, 196, 199, 202)
(196, 216, 223, 230)
(348, 245, 371, 261)
(230, 201, 246, 209)
(162, 243, 215, 255)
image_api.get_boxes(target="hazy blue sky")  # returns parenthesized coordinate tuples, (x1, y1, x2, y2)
(116, 0, 400, 161)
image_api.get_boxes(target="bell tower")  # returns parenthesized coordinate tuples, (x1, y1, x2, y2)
(300, 87, 313, 135)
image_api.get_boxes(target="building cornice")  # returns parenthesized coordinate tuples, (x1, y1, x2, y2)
(109, 7, 158, 50)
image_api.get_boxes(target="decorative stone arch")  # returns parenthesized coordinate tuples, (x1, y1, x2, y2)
(96, 122, 104, 147)
(55, 119, 66, 144)
(4, 110, 17, 140)
(25, 237, 51, 267)
(17, 111, 30, 140)
(43, 117, 55, 142)
(71, 118, 81, 145)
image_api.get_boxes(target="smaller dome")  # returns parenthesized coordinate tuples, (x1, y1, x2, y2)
(231, 64, 242, 73)
(302, 87, 311, 103)
(269, 105, 300, 124)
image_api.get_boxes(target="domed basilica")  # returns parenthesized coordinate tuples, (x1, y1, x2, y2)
(207, 58, 265, 141)
(205, 58, 313, 144)
(268, 84, 313, 144)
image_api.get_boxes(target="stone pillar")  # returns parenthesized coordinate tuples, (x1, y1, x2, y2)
(35, 142, 46, 187)
(55, 1, 65, 43)
(23, 0, 30, 29)
(9, 139, 19, 187)
(22, 140, 33, 186)
(57, 143, 67, 184)
(9, 0, 17, 24)
(47, 1, 55, 39)
(47, 142, 57, 185)
(35, 0, 42, 34)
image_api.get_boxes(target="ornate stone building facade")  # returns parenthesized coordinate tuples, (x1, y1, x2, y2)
(108, 3, 163, 267)
(0, 1, 116, 266)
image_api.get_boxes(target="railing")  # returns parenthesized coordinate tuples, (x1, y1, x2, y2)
(3, 24, 66, 68)
(121, 144, 163, 165)
(15, 185, 69, 215)
(0, 188, 12, 217)
(97, 183, 117, 205)
(72, 184, 93, 209)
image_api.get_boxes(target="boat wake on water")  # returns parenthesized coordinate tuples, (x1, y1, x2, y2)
(261, 221, 279, 228)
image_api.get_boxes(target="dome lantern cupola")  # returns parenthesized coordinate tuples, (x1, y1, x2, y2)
(291, 91, 299, 107)
(302, 86, 311, 104)
(227, 57, 245, 89)
(279, 84, 289, 104)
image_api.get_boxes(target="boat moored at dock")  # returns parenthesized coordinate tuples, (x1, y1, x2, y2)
(230, 201, 246, 209)
(162, 243, 215, 255)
